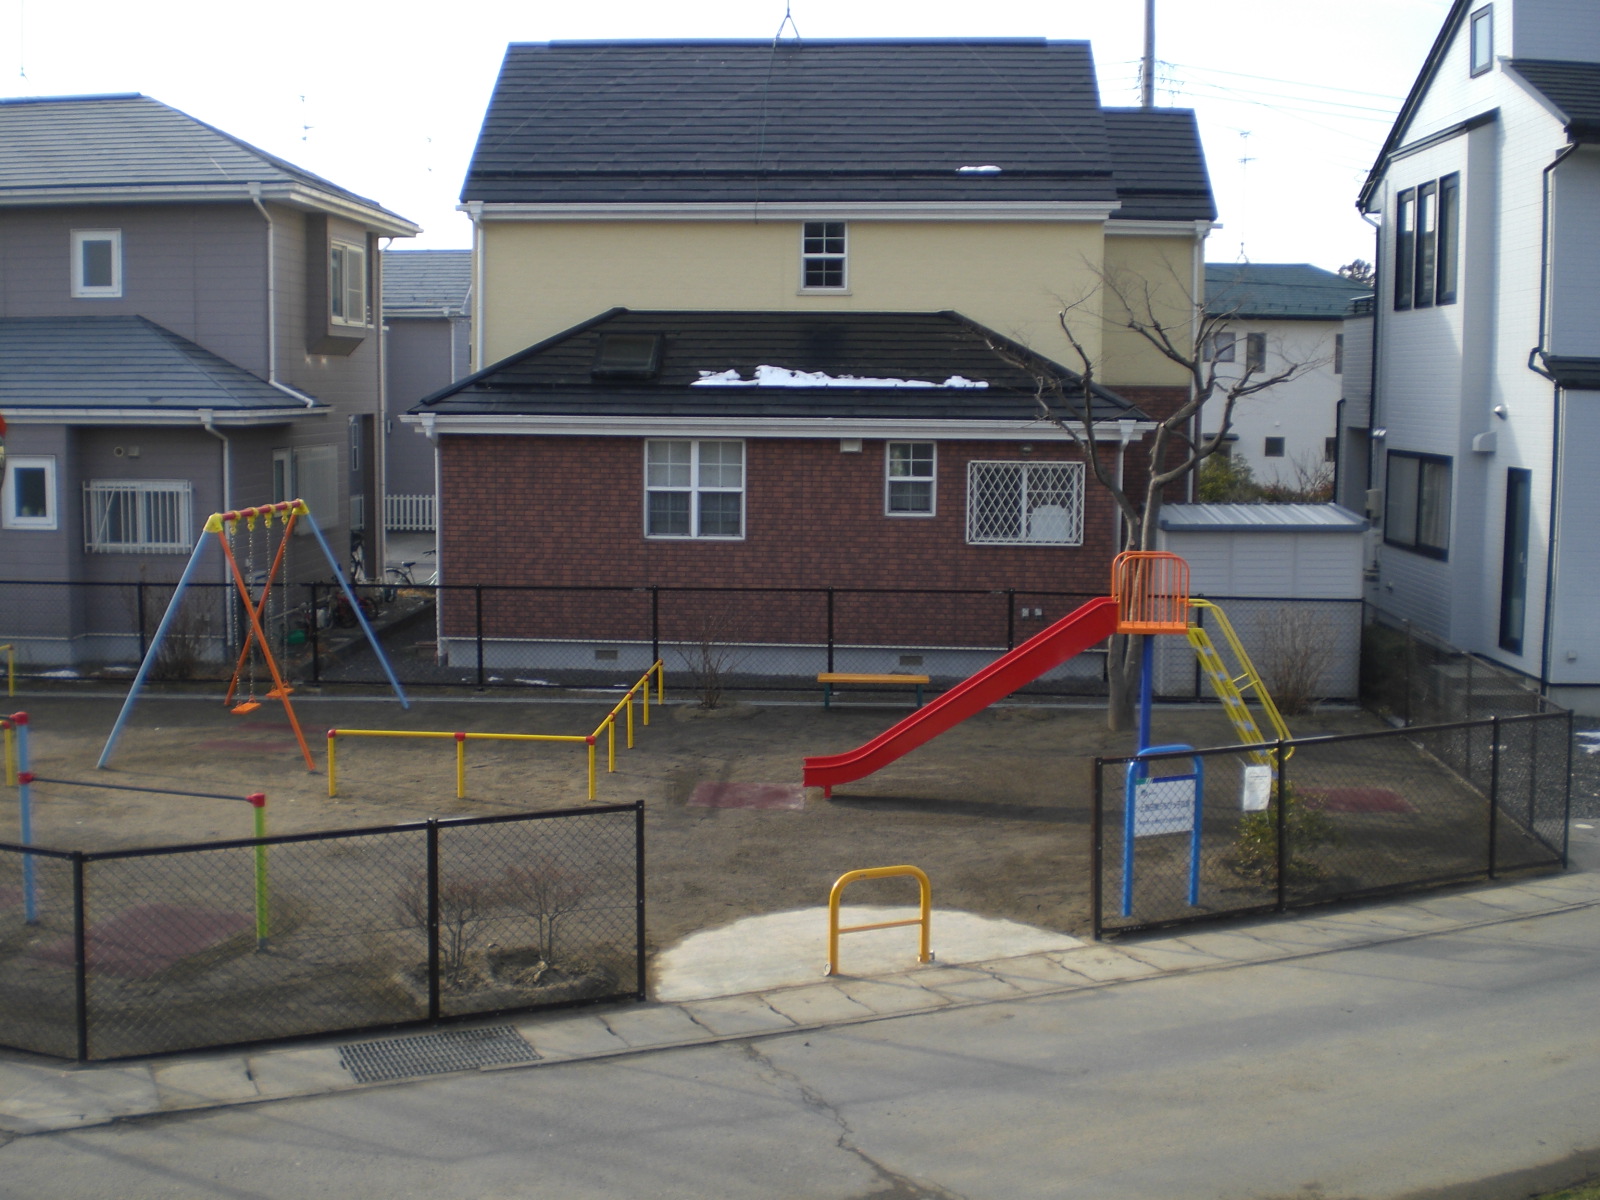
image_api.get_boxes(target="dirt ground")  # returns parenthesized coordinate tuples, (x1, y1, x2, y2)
(1, 689, 1385, 954)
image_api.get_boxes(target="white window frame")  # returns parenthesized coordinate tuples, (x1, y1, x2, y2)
(70, 229, 122, 298)
(885, 442, 937, 516)
(800, 221, 848, 292)
(330, 239, 369, 327)
(966, 460, 1085, 547)
(644, 440, 745, 540)
(83, 479, 193, 554)
(2, 455, 58, 530)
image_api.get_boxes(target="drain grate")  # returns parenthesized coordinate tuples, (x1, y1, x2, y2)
(339, 1025, 540, 1084)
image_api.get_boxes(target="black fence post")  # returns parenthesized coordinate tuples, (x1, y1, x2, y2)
(826, 588, 836, 674)
(310, 583, 322, 688)
(1090, 757, 1104, 940)
(72, 853, 89, 1062)
(1487, 716, 1500, 879)
(426, 821, 441, 1021)
(1006, 589, 1016, 651)
(1275, 741, 1289, 913)
(634, 800, 647, 1000)
(1403, 622, 1415, 727)
(650, 586, 660, 666)
(474, 586, 485, 691)
(136, 582, 148, 664)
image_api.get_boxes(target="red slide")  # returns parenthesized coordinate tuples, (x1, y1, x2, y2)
(803, 595, 1120, 796)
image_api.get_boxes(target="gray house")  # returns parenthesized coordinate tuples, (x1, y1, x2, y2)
(0, 93, 417, 668)
(381, 249, 470, 532)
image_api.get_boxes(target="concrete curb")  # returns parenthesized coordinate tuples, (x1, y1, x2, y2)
(3, 868, 1596, 1137)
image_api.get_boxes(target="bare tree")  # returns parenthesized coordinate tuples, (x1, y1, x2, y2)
(997, 270, 1325, 729)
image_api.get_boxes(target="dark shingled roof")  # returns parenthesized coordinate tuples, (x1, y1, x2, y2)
(462, 39, 1213, 219)
(383, 250, 472, 318)
(0, 315, 317, 418)
(0, 94, 417, 231)
(1204, 263, 1371, 320)
(413, 309, 1145, 424)
(1508, 60, 1600, 141)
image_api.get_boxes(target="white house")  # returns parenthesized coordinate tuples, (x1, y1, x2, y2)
(1202, 263, 1369, 490)
(1355, 0, 1600, 714)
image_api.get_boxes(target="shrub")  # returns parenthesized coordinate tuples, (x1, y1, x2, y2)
(1259, 609, 1337, 715)
(1231, 781, 1338, 884)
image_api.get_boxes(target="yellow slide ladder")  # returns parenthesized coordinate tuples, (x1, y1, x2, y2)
(1186, 598, 1291, 767)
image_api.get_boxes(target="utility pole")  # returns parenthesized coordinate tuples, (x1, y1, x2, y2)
(1141, 0, 1156, 108)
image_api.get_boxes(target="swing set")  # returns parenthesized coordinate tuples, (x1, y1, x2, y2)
(98, 498, 408, 772)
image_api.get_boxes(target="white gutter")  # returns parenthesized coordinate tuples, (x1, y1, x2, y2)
(247, 183, 279, 389)
(400, 413, 1159, 443)
(271, 381, 320, 408)
(1, 407, 323, 425)
(465, 200, 1120, 223)
(0, 183, 419, 236)
(468, 201, 485, 370)
(198, 408, 232, 513)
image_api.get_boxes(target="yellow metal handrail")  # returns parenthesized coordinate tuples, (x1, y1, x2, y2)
(1188, 598, 1292, 763)
(826, 864, 933, 977)
(326, 661, 665, 802)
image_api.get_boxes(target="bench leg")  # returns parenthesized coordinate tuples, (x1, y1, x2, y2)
(824, 683, 833, 710)
(915, 683, 924, 709)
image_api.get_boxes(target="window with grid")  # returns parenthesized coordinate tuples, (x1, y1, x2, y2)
(801, 222, 847, 290)
(645, 440, 744, 539)
(886, 442, 935, 515)
(966, 461, 1084, 546)
(83, 480, 193, 553)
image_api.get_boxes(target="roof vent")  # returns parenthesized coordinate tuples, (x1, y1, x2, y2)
(592, 333, 663, 380)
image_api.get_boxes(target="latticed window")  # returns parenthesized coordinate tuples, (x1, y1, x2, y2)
(645, 440, 744, 539)
(801, 221, 846, 290)
(83, 480, 193, 553)
(966, 461, 1084, 546)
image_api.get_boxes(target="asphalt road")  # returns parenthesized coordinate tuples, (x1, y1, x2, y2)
(4, 903, 1600, 1200)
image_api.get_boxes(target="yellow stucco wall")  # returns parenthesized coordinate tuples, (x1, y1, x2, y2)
(478, 218, 1199, 387)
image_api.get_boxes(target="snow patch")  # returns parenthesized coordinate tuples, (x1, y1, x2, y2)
(693, 365, 987, 389)
(957, 165, 1003, 174)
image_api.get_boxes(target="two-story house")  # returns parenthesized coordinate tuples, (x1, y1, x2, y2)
(1357, 0, 1600, 713)
(0, 93, 417, 669)
(381, 249, 470, 538)
(1201, 263, 1370, 492)
(412, 39, 1215, 674)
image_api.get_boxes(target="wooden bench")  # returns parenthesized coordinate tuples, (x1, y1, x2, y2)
(817, 672, 930, 709)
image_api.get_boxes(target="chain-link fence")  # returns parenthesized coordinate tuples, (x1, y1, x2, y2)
(1093, 711, 1571, 937)
(0, 803, 643, 1061)
(1361, 605, 1554, 724)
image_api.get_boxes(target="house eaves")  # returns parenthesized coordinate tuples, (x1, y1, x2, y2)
(0, 406, 324, 426)
(0, 181, 419, 236)
(405, 412, 1154, 443)
(468, 201, 1121, 223)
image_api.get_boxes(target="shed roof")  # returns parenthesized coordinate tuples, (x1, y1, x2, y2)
(1204, 264, 1371, 321)
(1159, 503, 1368, 533)
(462, 39, 1214, 218)
(0, 94, 417, 233)
(413, 308, 1146, 426)
(383, 250, 471, 318)
(0, 315, 318, 423)
(1508, 59, 1600, 141)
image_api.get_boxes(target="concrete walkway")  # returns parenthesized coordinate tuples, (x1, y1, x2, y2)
(5, 852, 1599, 1138)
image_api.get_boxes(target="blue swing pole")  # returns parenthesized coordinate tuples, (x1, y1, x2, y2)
(299, 508, 409, 710)
(97, 534, 214, 768)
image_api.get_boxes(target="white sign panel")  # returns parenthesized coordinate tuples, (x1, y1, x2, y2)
(1133, 776, 1195, 837)
(1241, 764, 1273, 812)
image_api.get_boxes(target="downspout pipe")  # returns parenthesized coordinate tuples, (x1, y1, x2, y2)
(467, 201, 486, 371)
(250, 184, 319, 410)
(1530, 143, 1580, 700)
(198, 408, 232, 598)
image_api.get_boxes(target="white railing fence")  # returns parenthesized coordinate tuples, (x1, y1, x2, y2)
(385, 493, 437, 532)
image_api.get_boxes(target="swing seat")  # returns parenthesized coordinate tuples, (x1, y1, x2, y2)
(231, 700, 262, 715)
(266, 686, 294, 699)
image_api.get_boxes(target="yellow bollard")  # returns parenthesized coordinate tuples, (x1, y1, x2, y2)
(455, 731, 467, 799)
(586, 737, 597, 800)
(825, 865, 933, 977)
(326, 731, 338, 797)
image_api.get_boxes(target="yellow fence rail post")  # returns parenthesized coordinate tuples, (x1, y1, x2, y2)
(326, 730, 338, 797)
(586, 736, 597, 800)
(2, 716, 15, 788)
(455, 731, 467, 799)
(826, 865, 933, 977)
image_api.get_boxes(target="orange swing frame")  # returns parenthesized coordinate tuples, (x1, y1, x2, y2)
(214, 501, 315, 770)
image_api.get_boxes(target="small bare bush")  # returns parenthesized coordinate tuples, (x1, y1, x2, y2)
(499, 857, 591, 964)
(395, 871, 499, 990)
(1259, 608, 1337, 716)
(676, 602, 747, 709)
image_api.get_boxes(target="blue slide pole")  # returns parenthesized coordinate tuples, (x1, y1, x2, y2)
(97, 535, 213, 768)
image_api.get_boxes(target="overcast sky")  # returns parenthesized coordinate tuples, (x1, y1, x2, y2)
(3, 0, 1453, 269)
